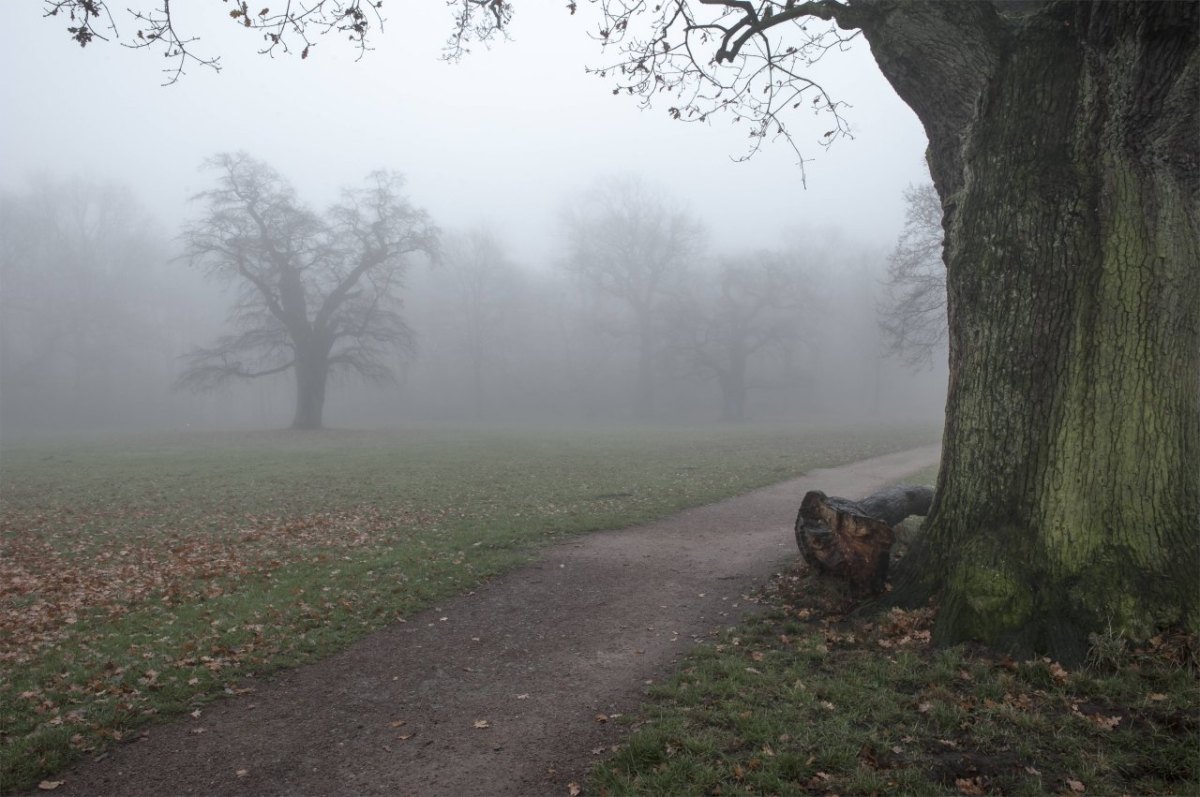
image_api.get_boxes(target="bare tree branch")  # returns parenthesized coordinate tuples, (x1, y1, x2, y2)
(45, 1, 874, 172)
(877, 182, 946, 369)
(176, 153, 436, 427)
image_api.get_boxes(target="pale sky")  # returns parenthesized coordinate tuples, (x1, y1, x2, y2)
(1, 2, 930, 267)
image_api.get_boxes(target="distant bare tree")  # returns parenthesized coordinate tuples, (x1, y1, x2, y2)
(0, 176, 170, 431)
(563, 176, 704, 420)
(439, 227, 523, 419)
(664, 252, 805, 421)
(179, 153, 437, 429)
(877, 183, 946, 369)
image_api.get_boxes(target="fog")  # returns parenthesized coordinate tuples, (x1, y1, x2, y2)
(0, 3, 946, 437)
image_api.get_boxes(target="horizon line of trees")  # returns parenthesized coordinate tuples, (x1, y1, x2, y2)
(0, 159, 946, 435)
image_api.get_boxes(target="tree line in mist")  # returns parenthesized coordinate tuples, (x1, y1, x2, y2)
(0, 155, 946, 436)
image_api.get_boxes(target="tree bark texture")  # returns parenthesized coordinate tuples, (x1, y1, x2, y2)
(860, 1, 1199, 659)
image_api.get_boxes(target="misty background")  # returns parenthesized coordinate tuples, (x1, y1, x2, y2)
(0, 3, 945, 437)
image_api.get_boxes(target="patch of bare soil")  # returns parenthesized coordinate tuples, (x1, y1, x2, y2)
(41, 446, 939, 797)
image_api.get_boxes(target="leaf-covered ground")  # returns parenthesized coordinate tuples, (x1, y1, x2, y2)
(0, 423, 935, 792)
(590, 551, 1200, 796)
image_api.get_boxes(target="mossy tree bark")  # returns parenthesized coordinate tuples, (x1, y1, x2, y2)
(858, 1, 1199, 660)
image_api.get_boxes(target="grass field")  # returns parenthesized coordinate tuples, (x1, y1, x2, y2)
(589, 469, 1200, 797)
(0, 423, 934, 791)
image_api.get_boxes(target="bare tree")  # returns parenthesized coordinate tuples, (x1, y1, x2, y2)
(878, 183, 946, 369)
(438, 227, 523, 419)
(178, 153, 437, 429)
(664, 252, 805, 421)
(563, 176, 704, 420)
(0, 176, 171, 432)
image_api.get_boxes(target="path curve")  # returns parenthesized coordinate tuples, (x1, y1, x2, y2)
(47, 445, 940, 797)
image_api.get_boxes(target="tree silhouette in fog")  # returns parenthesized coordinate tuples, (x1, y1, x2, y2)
(563, 176, 703, 420)
(664, 252, 807, 422)
(178, 153, 437, 429)
(878, 183, 946, 369)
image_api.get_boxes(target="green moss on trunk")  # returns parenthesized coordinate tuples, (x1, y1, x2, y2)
(886, 3, 1199, 661)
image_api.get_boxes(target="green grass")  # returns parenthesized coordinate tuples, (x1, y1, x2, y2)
(590, 561, 1199, 796)
(0, 422, 935, 792)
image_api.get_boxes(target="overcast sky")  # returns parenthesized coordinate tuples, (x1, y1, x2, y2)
(1, 2, 930, 267)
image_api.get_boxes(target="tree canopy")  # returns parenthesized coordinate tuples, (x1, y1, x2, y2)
(180, 153, 437, 428)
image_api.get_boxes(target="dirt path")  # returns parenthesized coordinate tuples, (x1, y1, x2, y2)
(47, 445, 940, 797)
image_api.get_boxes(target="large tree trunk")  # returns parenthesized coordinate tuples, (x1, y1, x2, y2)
(862, 2, 1199, 660)
(291, 347, 329, 430)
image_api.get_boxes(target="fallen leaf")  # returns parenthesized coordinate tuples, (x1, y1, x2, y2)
(37, 782, 64, 791)
(1148, 693, 1168, 702)
(1066, 778, 1085, 793)
(917, 701, 934, 713)
(516, 693, 530, 700)
(594, 713, 609, 723)
(396, 733, 414, 741)
(567, 783, 582, 796)
(473, 719, 491, 729)
(190, 709, 201, 719)
(235, 769, 249, 778)
(388, 719, 407, 728)
(955, 776, 985, 795)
